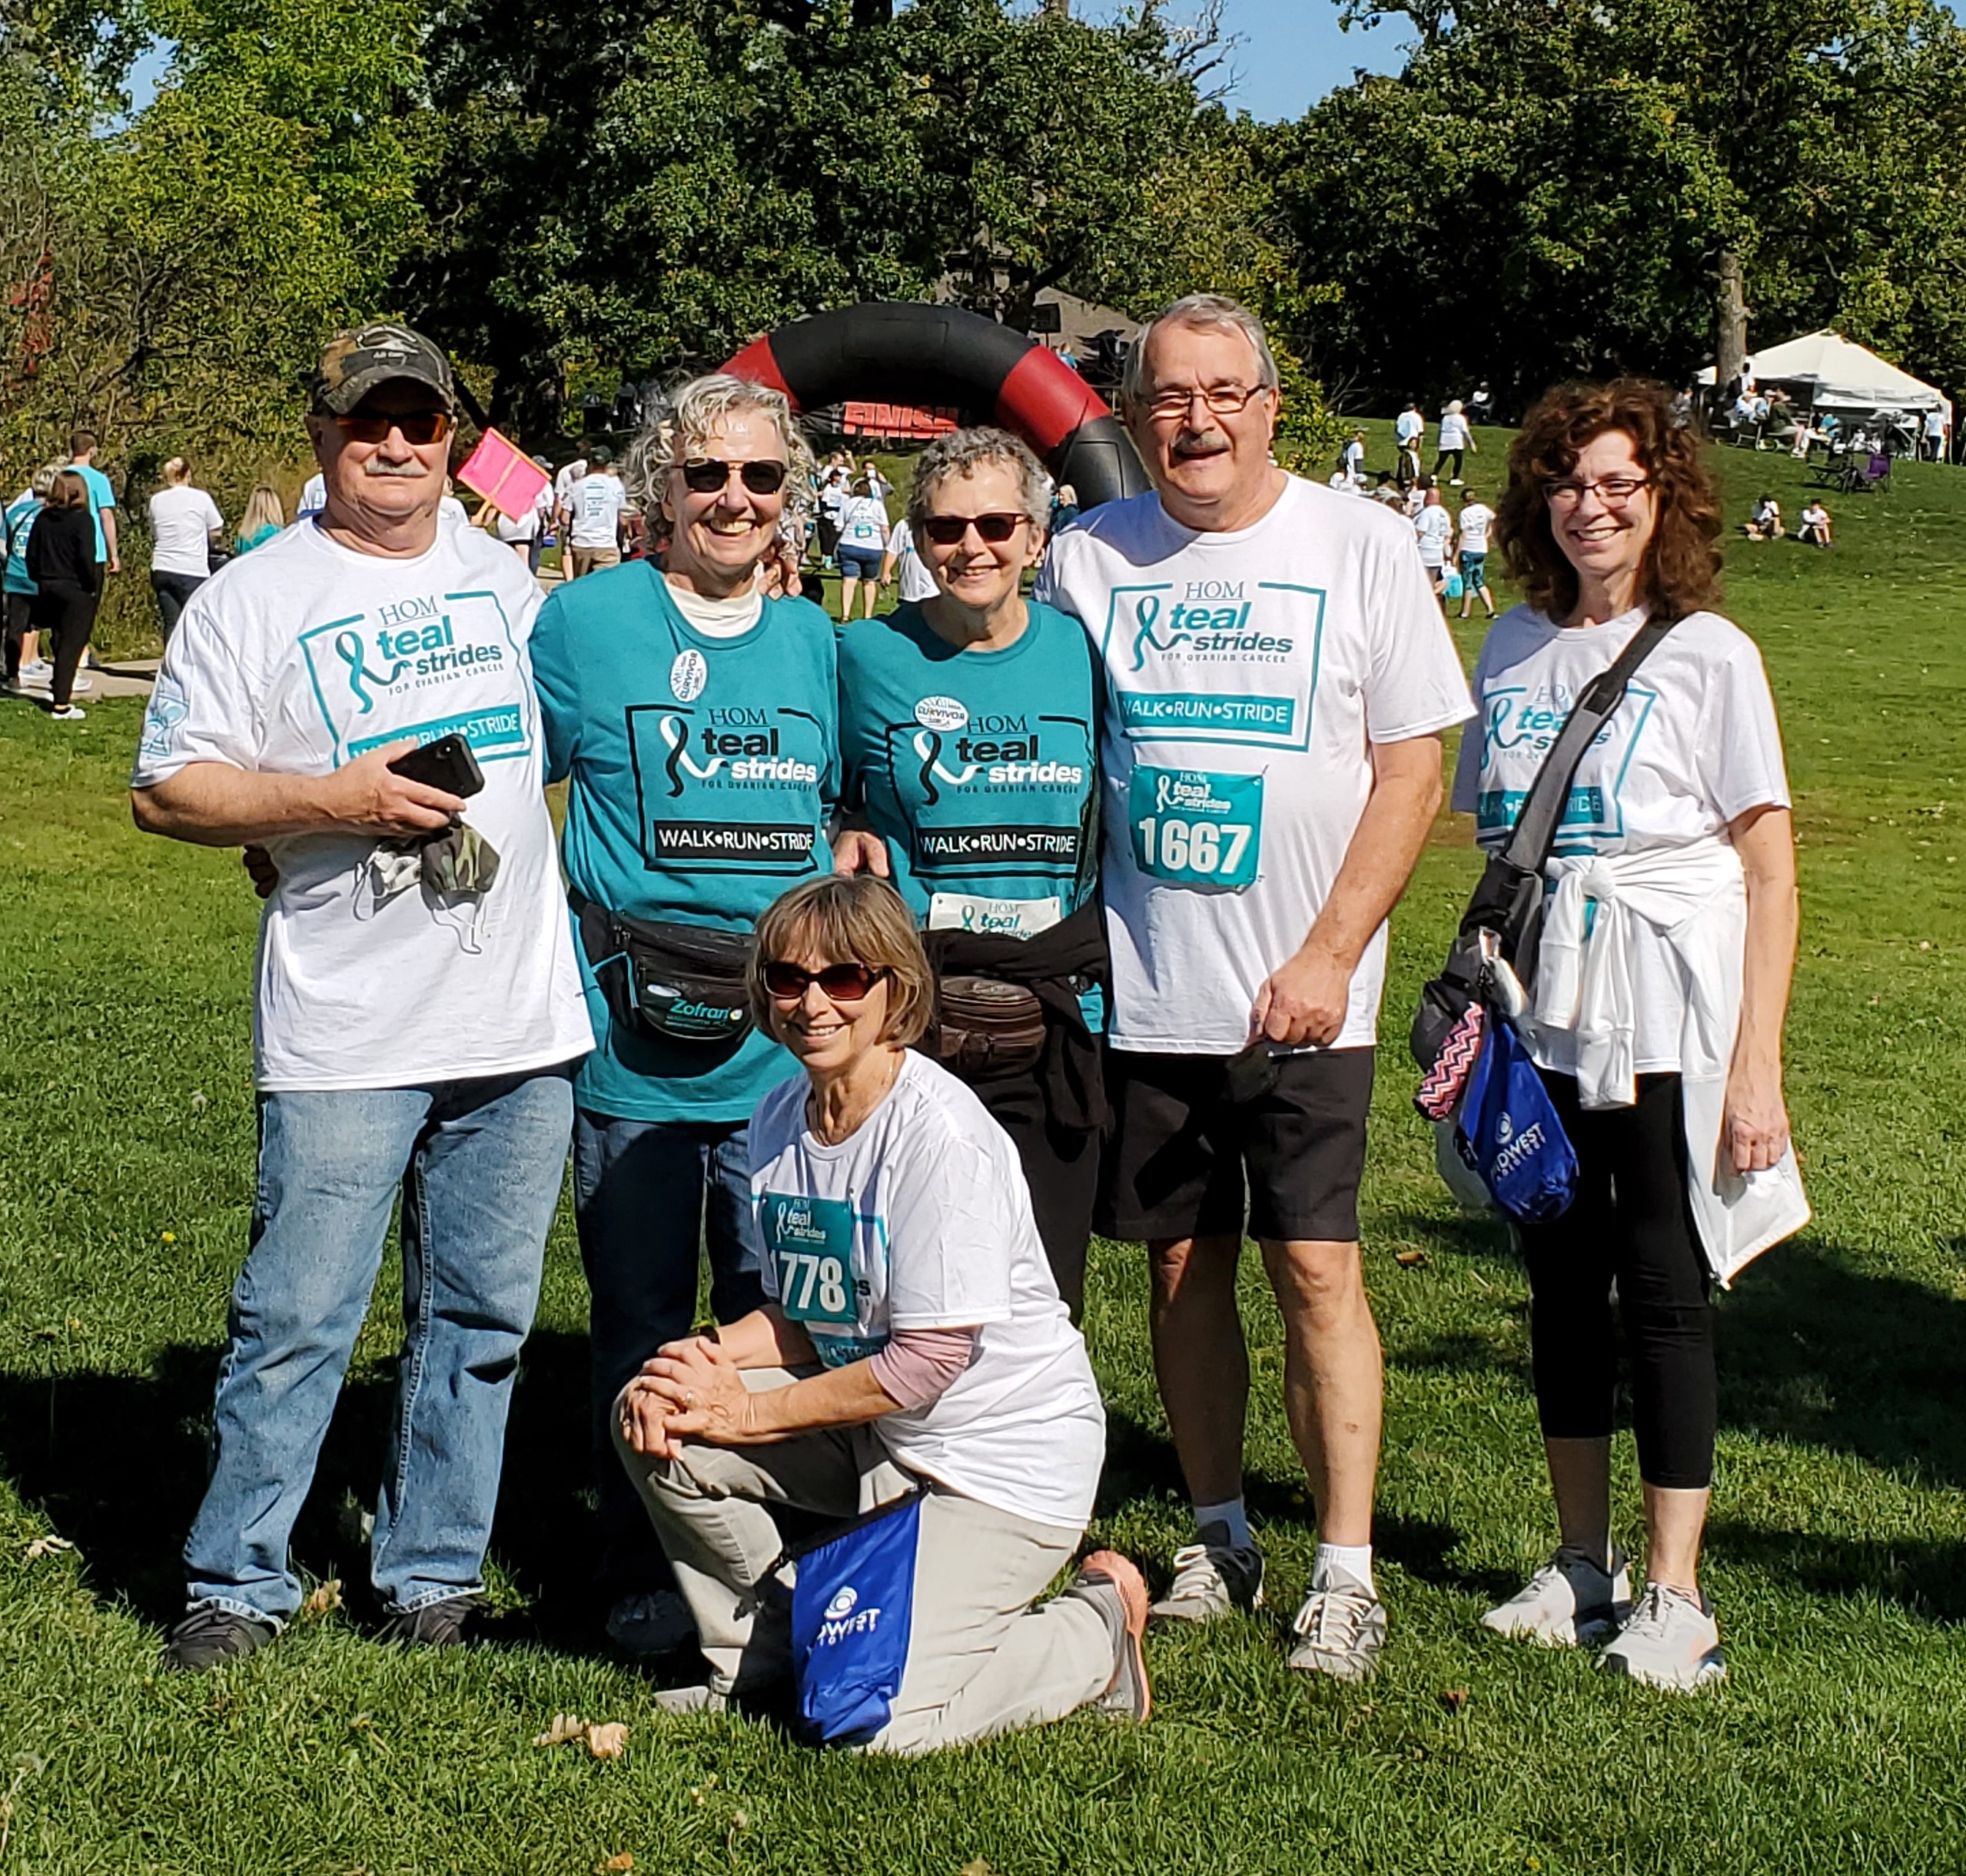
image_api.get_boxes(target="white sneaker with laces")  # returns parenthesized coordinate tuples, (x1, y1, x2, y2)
(605, 1589, 697, 1659)
(19, 658, 51, 682)
(1287, 1571, 1387, 1682)
(1147, 1523, 1264, 1624)
(1599, 1582, 1726, 1691)
(1482, 1545, 1632, 1646)
(48, 704, 85, 722)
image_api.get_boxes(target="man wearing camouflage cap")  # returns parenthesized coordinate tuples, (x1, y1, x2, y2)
(132, 324, 593, 1670)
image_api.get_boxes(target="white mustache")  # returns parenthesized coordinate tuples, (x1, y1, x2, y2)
(361, 459, 427, 479)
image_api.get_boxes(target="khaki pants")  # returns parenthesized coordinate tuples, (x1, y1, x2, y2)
(613, 1370, 1115, 1755)
(570, 546, 621, 577)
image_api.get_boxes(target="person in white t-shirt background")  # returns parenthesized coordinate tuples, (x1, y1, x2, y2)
(566, 447, 630, 576)
(1038, 293, 1473, 1682)
(145, 457, 226, 641)
(878, 513, 939, 604)
(1413, 483, 1454, 596)
(616, 875, 1148, 1745)
(1340, 428, 1367, 488)
(1797, 498, 1833, 546)
(1457, 378, 1802, 1692)
(1455, 491, 1497, 619)
(1434, 399, 1476, 484)
(1393, 400, 1424, 486)
(130, 323, 592, 1674)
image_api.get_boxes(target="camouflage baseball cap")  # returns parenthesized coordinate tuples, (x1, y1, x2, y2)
(309, 323, 455, 417)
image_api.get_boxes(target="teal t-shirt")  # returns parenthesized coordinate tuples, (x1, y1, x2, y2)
(71, 463, 114, 563)
(837, 600, 1099, 934)
(531, 561, 840, 1124)
(3, 493, 38, 595)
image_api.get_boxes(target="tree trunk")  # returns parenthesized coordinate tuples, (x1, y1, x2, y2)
(1715, 247, 1747, 387)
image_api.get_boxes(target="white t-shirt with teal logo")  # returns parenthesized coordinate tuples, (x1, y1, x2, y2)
(530, 564, 840, 1124)
(837, 495, 889, 552)
(569, 473, 628, 549)
(1038, 474, 1473, 1054)
(130, 520, 593, 1091)
(749, 1049, 1104, 1529)
(1450, 604, 1791, 1075)
(836, 601, 1098, 937)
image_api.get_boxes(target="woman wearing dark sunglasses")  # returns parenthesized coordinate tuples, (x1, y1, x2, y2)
(832, 428, 1108, 1317)
(528, 373, 842, 1663)
(613, 874, 1148, 1748)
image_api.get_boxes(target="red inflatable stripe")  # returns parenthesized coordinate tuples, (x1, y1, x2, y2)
(723, 336, 795, 407)
(994, 347, 1112, 453)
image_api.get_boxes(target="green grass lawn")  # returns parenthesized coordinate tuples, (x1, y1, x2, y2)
(4, 438, 1966, 1873)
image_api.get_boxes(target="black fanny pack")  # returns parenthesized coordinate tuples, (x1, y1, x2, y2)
(572, 890, 753, 1048)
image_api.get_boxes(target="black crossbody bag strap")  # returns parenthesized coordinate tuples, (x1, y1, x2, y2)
(1499, 613, 1680, 875)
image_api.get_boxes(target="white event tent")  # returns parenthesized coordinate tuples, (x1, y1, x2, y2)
(1700, 330, 1952, 427)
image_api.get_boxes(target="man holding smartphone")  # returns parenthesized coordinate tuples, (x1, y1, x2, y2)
(131, 324, 593, 1672)
(1038, 295, 1470, 1682)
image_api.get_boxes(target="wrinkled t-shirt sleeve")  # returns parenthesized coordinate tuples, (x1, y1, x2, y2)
(1363, 524, 1476, 742)
(881, 1124, 1015, 1331)
(131, 588, 260, 785)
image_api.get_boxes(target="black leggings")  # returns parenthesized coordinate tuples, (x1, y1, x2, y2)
(1515, 1071, 1715, 1490)
(1433, 448, 1465, 481)
(151, 569, 204, 639)
(28, 582, 98, 708)
(2, 591, 28, 682)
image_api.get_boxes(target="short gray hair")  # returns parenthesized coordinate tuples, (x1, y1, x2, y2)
(625, 372, 818, 523)
(905, 426, 1051, 533)
(1121, 293, 1280, 409)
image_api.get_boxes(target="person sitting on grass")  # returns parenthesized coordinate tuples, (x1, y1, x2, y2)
(1742, 493, 1783, 540)
(1798, 500, 1833, 547)
(614, 875, 1150, 1751)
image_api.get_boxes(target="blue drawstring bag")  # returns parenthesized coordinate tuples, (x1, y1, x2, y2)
(788, 1490, 923, 1745)
(1455, 1011, 1579, 1222)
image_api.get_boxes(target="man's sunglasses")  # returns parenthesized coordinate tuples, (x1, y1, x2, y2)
(918, 512, 1028, 546)
(334, 410, 453, 445)
(682, 458, 789, 496)
(762, 960, 890, 1003)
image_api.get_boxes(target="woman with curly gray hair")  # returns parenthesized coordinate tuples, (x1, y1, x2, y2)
(527, 372, 839, 1658)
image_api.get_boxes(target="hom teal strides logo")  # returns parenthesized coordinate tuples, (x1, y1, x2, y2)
(1127, 591, 1294, 671)
(299, 591, 533, 767)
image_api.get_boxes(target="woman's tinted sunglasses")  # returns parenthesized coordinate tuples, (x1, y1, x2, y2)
(682, 458, 789, 496)
(762, 961, 889, 1004)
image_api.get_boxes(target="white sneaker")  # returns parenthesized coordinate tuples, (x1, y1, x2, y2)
(605, 1589, 696, 1659)
(1600, 1582, 1726, 1691)
(1148, 1524, 1265, 1623)
(19, 657, 51, 682)
(66, 673, 93, 693)
(1482, 1545, 1632, 1646)
(48, 704, 85, 722)
(1287, 1572, 1387, 1682)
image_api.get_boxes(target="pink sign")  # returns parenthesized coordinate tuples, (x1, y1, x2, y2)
(457, 428, 550, 517)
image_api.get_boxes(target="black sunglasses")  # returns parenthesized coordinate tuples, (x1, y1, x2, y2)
(762, 960, 890, 1004)
(334, 410, 452, 446)
(682, 458, 789, 496)
(918, 512, 1027, 546)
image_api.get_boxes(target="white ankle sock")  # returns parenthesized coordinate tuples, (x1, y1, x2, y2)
(1193, 1498, 1251, 1551)
(1313, 1542, 1374, 1596)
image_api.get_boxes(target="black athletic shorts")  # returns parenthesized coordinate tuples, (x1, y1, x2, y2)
(1100, 1046, 1376, 1243)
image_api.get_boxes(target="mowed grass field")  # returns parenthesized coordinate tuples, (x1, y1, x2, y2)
(2, 430, 1964, 1874)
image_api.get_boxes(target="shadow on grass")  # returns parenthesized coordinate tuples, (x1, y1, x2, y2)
(0, 1329, 609, 1648)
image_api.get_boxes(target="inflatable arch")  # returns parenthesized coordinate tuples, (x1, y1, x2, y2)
(722, 301, 1150, 511)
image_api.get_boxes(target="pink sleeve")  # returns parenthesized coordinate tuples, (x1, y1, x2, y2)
(868, 1326, 978, 1409)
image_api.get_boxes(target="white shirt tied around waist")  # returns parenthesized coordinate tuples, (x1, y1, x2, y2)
(1531, 833, 1808, 1285)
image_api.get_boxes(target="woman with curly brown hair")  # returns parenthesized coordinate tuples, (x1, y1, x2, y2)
(1451, 379, 1806, 1691)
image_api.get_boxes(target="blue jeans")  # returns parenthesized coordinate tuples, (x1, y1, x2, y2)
(183, 1068, 575, 1624)
(572, 1109, 765, 1594)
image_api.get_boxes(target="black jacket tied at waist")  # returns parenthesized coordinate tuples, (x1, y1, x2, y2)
(921, 896, 1110, 1134)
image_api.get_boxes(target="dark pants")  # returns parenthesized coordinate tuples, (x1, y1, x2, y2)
(570, 1108, 765, 1595)
(1515, 1072, 1716, 1490)
(1433, 449, 1465, 481)
(2, 591, 30, 682)
(29, 582, 97, 708)
(965, 1060, 1100, 1321)
(151, 569, 204, 640)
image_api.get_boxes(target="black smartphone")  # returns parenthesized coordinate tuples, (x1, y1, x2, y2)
(388, 734, 484, 799)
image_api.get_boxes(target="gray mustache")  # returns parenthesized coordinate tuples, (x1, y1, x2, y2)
(361, 460, 428, 479)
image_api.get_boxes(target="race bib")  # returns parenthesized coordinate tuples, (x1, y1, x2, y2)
(1129, 766, 1262, 888)
(761, 1192, 860, 1330)
(925, 892, 1062, 938)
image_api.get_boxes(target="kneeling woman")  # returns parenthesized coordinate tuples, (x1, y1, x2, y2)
(834, 427, 1106, 1317)
(614, 876, 1147, 1752)
(1457, 378, 1805, 1690)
